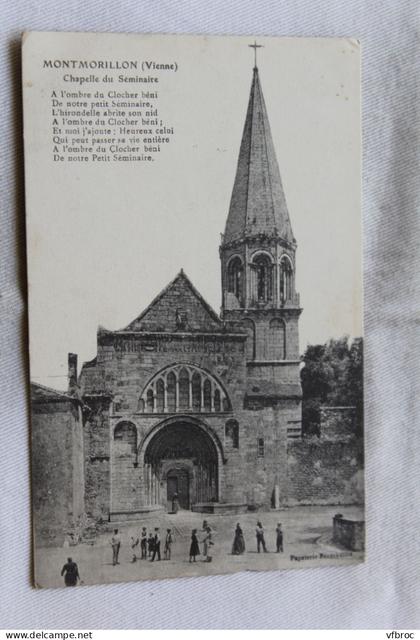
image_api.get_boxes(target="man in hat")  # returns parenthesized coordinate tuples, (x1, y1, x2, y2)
(164, 528, 173, 560)
(140, 526, 148, 559)
(276, 523, 284, 553)
(151, 527, 161, 561)
(256, 521, 267, 553)
(60, 557, 80, 586)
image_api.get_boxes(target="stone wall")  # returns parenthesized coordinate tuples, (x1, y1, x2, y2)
(105, 402, 293, 515)
(83, 398, 111, 523)
(333, 514, 365, 551)
(287, 437, 364, 505)
(31, 387, 85, 547)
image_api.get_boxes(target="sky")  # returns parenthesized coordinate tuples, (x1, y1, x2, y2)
(23, 33, 362, 390)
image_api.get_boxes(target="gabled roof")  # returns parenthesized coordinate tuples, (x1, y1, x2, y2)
(31, 381, 72, 403)
(223, 66, 295, 245)
(122, 269, 223, 333)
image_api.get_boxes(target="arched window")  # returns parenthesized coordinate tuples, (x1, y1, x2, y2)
(146, 389, 154, 413)
(214, 388, 221, 412)
(227, 256, 243, 300)
(156, 378, 164, 412)
(225, 419, 239, 448)
(203, 379, 212, 411)
(166, 372, 176, 412)
(253, 254, 273, 302)
(139, 364, 230, 414)
(268, 318, 286, 360)
(178, 368, 190, 411)
(280, 256, 293, 302)
(114, 421, 137, 454)
(192, 372, 201, 411)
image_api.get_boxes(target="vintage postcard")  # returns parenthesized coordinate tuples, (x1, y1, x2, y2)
(23, 31, 363, 588)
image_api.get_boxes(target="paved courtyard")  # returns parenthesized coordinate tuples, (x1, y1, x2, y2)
(35, 505, 364, 588)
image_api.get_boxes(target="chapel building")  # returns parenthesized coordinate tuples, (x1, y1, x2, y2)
(32, 62, 305, 538)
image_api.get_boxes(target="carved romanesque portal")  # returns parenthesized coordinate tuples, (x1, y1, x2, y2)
(142, 419, 220, 509)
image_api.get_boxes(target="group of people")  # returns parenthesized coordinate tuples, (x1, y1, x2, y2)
(256, 521, 283, 554)
(60, 520, 285, 585)
(231, 521, 283, 555)
(124, 527, 174, 563)
(109, 527, 172, 565)
(189, 521, 214, 562)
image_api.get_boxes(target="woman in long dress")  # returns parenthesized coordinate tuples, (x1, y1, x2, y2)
(232, 523, 246, 555)
(189, 528, 200, 562)
(172, 492, 180, 514)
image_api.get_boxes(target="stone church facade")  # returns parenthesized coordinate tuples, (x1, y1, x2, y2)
(31, 64, 363, 546)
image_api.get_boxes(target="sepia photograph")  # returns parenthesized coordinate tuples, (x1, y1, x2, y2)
(23, 32, 363, 588)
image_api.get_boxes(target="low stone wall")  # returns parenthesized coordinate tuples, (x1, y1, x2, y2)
(333, 513, 365, 551)
(287, 438, 364, 506)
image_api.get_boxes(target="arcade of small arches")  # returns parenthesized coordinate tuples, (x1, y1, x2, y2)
(227, 252, 294, 304)
(138, 363, 231, 414)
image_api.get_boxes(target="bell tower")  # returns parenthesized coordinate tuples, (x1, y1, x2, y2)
(220, 52, 302, 406)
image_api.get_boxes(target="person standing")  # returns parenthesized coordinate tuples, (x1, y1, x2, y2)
(164, 528, 173, 560)
(60, 557, 80, 586)
(232, 523, 246, 555)
(276, 523, 284, 553)
(111, 529, 121, 565)
(140, 526, 148, 559)
(151, 527, 161, 561)
(147, 532, 154, 558)
(189, 528, 200, 562)
(256, 521, 267, 553)
(203, 526, 214, 562)
(172, 492, 180, 514)
(130, 535, 139, 562)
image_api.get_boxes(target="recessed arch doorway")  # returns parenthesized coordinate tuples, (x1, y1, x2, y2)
(141, 418, 221, 509)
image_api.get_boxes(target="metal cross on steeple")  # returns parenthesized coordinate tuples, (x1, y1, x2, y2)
(248, 40, 264, 68)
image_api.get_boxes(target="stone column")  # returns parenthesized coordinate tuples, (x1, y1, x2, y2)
(188, 376, 192, 411)
(163, 382, 168, 413)
(175, 377, 179, 412)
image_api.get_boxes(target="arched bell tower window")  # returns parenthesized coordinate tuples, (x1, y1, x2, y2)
(252, 253, 273, 302)
(280, 255, 293, 302)
(227, 256, 243, 301)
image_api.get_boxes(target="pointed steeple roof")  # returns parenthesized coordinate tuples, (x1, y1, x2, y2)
(223, 66, 295, 245)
